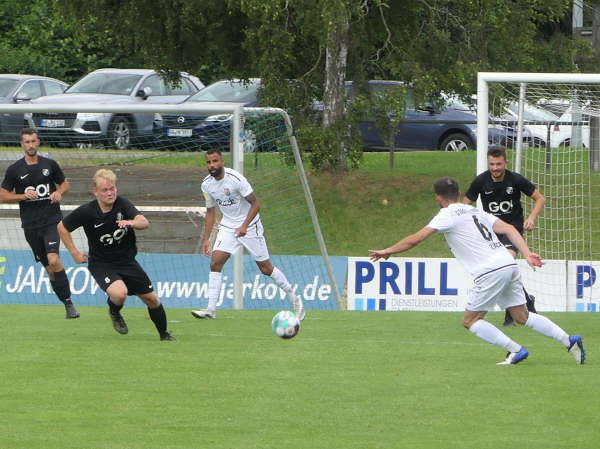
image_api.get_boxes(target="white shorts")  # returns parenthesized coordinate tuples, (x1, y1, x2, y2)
(466, 265, 526, 312)
(213, 220, 270, 262)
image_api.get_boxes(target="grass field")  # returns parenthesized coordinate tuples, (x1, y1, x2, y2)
(1, 305, 597, 449)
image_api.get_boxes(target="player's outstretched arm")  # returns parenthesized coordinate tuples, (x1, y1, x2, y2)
(524, 189, 545, 231)
(57, 221, 88, 264)
(492, 219, 543, 268)
(369, 227, 437, 261)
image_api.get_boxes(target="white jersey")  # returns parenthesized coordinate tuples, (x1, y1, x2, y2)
(201, 167, 260, 229)
(427, 203, 516, 279)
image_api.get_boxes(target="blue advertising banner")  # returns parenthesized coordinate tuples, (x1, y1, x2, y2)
(0, 250, 347, 310)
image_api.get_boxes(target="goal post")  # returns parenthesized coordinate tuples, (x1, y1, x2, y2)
(477, 72, 600, 312)
(0, 101, 342, 312)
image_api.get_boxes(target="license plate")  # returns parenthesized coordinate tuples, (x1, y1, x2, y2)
(40, 119, 65, 127)
(167, 128, 193, 137)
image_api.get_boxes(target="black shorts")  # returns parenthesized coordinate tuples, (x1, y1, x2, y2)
(24, 223, 60, 266)
(88, 259, 154, 296)
(498, 227, 524, 253)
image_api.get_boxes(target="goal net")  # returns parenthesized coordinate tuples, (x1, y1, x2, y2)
(477, 72, 600, 312)
(0, 102, 341, 312)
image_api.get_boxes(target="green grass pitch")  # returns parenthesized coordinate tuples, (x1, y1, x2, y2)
(0, 305, 598, 449)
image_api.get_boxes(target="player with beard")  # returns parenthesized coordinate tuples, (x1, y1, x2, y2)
(0, 128, 79, 319)
(369, 177, 584, 366)
(191, 148, 305, 321)
(464, 146, 545, 326)
(57, 169, 175, 341)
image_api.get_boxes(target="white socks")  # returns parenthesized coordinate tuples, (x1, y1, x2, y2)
(269, 267, 292, 293)
(524, 312, 570, 347)
(469, 320, 521, 353)
(207, 271, 222, 312)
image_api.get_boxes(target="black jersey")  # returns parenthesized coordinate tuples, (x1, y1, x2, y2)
(62, 196, 141, 263)
(464, 169, 536, 230)
(1, 156, 65, 229)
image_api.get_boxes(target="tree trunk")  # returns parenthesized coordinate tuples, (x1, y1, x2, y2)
(323, 10, 349, 170)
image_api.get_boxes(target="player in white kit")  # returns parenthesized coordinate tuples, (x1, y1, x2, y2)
(191, 149, 305, 321)
(369, 177, 585, 365)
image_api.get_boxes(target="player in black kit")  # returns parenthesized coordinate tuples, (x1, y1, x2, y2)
(464, 145, 545, 326)
(0, 128, 79, 319)
(57, 169, 175, 341)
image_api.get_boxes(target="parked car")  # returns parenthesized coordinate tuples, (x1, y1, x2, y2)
(154, 78, 261, 151)
(0, 74, 68, 144)
(29, 68, 204, 149)
(348, 82, 522, 151)
(156, 78, 522, 152)
(500, 102, 561, 148)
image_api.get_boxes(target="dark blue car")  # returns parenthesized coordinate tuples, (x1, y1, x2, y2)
(154, 79, 261, 151)
(154, 78, 518, 151)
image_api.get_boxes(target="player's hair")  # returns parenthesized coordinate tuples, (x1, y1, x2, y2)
(93, 168, 117, 187)
(20, 127, 38, 139)
(433, 177, 460, 200)
(206, 148, 222, 157)
(487, 145, 507, 160)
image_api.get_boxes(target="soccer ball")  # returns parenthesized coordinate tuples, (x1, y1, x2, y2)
(271, 310, 300, 339)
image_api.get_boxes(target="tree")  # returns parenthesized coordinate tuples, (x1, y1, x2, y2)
(56, 0, 597, 169)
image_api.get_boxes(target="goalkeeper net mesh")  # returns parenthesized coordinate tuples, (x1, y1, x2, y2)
(483, 76, 600, 311)
(0, 105, 340, 311)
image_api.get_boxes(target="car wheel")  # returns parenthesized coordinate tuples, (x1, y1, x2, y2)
(108, 117, 132, 150)
(440, 133, 474, 151)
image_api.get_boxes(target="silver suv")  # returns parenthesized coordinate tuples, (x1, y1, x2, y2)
(30, 68, 204, 149)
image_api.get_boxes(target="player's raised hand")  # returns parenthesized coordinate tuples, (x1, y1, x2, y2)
(116, 219, 133, 228)
(525, 252, 544, 269)
(368, 249, 390, 262)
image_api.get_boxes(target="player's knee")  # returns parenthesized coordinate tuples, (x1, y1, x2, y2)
(46, 254, 62, 272)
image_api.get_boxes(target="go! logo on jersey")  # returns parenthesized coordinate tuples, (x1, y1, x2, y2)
(99, 228, 127, 245)
(24, 184, 51, 198)
(488, 200, 513, 213)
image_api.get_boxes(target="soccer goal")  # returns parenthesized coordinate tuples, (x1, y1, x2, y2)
(0, 102, 341, 312)
(477, 72, 600, 312)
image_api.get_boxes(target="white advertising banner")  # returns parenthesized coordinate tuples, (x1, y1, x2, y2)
(348, 257, 472, 311)
(567, 261, 600, 312)
(348, 257, 569, 312)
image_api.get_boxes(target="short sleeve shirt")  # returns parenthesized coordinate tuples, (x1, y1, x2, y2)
(464, 169, 536, 231)
(201, 167, 259, 229)
(427, 203, 516, 279)
(61, 196, 141, 263)
(1, 156, 65, 229)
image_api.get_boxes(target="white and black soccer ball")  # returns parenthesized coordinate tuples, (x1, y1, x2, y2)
(271, 310, 300, 339)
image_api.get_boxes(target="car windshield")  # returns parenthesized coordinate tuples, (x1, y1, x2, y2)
(187, 80, 259, 103)
(67, 73, 143, 95)
(0, 79, 18, 97)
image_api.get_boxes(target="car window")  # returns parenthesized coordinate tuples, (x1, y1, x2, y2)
(18, 80, 43, 99)
(67, 73, 143, 95)
(168, 78, 195, 95)
(140, 75, 166, 96)
(507, 103, 558, 121)
(187, 80, 259, 103)
(43, 80, 66, 96)
(0, 79, 18, 97)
